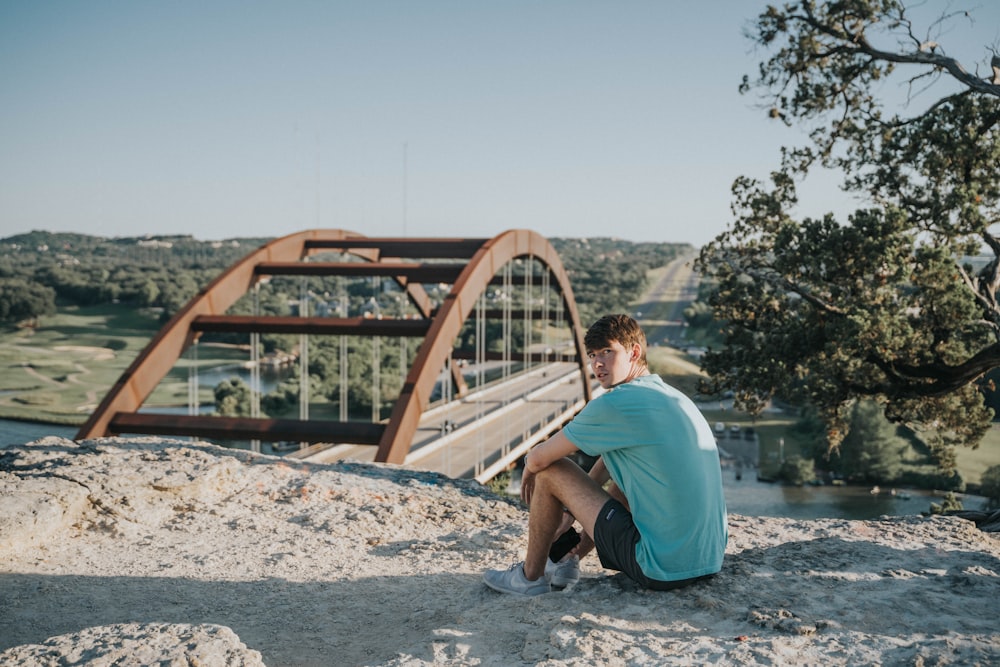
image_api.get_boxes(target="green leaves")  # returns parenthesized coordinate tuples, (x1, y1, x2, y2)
(698, 2, 1000, 462)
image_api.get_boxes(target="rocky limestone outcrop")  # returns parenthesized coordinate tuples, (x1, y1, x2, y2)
(1, 436, 998, 666)
(0, 623, 263, 666)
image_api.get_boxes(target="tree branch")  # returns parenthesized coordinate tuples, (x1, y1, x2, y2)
(866, 343, 1000, 398)
(791, 4, 1000, 98)
(735, 262, 848, 317)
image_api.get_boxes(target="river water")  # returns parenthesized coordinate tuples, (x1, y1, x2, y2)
(717, 468, 985, 519)
(0, 418, 987, 519)
(0, 363, 286, 445)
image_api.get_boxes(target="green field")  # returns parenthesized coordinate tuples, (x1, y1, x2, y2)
(0, 304, 245, 425)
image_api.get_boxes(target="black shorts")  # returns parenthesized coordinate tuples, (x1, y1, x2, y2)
(592, 499, 714, 591)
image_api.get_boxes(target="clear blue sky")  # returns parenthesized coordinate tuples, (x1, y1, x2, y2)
(2, 1, 997, 247)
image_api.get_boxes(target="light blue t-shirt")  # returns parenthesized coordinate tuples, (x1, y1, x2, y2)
(562, 374, 728, 581)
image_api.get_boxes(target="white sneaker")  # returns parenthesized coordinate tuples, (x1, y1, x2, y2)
(545, 555, 580, 587)
(483, 562, 551, 596)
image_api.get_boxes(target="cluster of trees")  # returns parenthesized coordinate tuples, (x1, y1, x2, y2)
(982, 465, 1000, 507)
(778, 400, 965, 492)
(693, 1, 1000, 481)
(0, 231, 685, 330)
(0, 232, 269, 323)
(0, 277, 55, 324)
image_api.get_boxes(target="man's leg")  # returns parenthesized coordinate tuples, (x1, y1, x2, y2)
(523, 458, 610, 580)
(562, 479, 629, 561)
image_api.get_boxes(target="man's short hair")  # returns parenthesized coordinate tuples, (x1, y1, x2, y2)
(584, 314, 647, 365)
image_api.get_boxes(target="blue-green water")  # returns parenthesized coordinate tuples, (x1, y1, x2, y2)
(1, 419, 78, 446)
(719, 468, 985, 519)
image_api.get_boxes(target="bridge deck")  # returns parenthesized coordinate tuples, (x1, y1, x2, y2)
(297, 362, 592, 481)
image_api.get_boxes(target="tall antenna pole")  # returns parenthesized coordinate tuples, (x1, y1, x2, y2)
(402, 141, 408, 237)
(315, 132, 321, 227)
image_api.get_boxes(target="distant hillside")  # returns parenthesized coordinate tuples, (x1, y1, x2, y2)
(2, 230, 692, 326)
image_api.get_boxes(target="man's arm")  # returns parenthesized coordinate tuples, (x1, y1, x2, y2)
(524, 429, 578, 474)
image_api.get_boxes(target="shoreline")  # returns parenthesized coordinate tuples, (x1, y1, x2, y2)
(0, 413, 84, 427)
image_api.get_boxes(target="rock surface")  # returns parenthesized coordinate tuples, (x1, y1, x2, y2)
(1, 437, 998, 666)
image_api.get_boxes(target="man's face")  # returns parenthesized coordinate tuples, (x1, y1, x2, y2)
(587, 340, 637, 389)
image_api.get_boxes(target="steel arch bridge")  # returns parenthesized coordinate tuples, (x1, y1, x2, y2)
(77, 229, 593, 465)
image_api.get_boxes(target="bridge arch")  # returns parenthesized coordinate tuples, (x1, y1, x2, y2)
(377, 229, 591, 463)
(78, 229, 592, 466)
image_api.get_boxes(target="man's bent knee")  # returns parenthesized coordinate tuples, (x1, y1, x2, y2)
(534, 458, 595, 492)
(535, 458, 610, 536)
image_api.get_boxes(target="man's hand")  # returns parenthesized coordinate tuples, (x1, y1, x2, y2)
(520, 431, 579, 506)
(520, 467, 536, 505)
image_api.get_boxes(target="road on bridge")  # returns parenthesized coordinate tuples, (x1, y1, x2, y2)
(305, 362, 593, 479)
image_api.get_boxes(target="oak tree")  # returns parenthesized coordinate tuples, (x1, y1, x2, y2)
(695, 0, 1000, 467)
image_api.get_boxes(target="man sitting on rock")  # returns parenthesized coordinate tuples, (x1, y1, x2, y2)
(484, 314, 728, 595)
